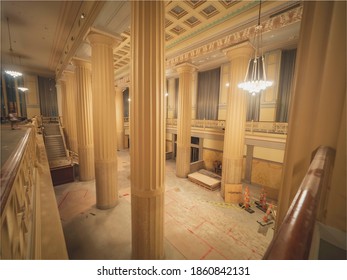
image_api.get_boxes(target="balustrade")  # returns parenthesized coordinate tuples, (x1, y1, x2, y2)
(162, 118, 287, 135)
(1, 126, 38, 259)
(1, 117, 68, 259)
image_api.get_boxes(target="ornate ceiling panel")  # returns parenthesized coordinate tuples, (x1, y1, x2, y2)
(113, 0, 302, 80)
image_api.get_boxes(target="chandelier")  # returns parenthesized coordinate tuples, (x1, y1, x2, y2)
(18, 87, 29, 92)
(238, 0, 273, 95)
(5, 70, 22, 78)
(4, 17, 23, 79)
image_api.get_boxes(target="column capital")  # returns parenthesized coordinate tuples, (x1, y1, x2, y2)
(115, 86, 123, 95)
(72, 57, 91, 69)
(60, 70, 74, 83)
(115, 75, 130, 89)
(87, 28, 122, 48)
(56, 77, 66, 84)
(175, 62, 198, 74)
(223, 41, 254, 61)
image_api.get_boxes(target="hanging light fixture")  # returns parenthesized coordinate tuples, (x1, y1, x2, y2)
(18, 87, 29, 92)
(4, 17, 23, 78)
(238, 0, 273, 95)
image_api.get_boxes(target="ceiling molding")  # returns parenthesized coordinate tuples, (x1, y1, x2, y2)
(165, 0, 259, 50)
(166, 5, 303, 69)
(55, 1, 105, 80)
(48, 1, 82, 71)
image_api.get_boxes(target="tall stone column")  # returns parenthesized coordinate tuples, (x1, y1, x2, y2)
(244, 145, 254, 184)
(221, 42, 253, 199)
(176, 63, 197, 178)
(130, 0, 165, 259)
(73, 58, 95, 181)
(64, 70, 78, 153)
(115, 86, 125, 150)
(277, 1, 346, 229)
(87, 32, 119, 209)
(191, 71, 198, 119)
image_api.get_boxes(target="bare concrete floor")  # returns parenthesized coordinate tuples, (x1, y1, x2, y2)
(54, 150, 275, 260)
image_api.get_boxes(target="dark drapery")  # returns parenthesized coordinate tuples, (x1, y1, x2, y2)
(38, 76, 58, 117)
(4, 74, 17, 113)
(276, 49, 297, 122)
(246, 93, 260, 121)
(196, 67, 220, 120)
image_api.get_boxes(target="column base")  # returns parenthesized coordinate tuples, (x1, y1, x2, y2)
(96, 200, 118, 210)
(78, 146, 95, 181)
(224, 183, 243, 204)
(131, 192, 164, 259)
(176, 145, 190, 178)
(95, 160, 118, 210)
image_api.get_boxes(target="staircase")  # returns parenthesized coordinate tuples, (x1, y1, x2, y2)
(42, 119, 74, 186)
(43, 123, 69, 161)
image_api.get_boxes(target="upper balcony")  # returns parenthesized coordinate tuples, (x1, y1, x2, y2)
(124, 118, 288, 149)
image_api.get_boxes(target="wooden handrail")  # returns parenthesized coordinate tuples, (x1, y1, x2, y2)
(263, 146, 336, 260)
(0, 128, 32, 215)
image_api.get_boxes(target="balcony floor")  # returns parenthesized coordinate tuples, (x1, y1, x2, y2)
(1, 123, 29, 167)
(54, 150, 276, 260)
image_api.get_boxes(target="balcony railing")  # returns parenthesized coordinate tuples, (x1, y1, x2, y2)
(263, 146, 336, 259)
(1, 117, 68, 259)
(246, 121, 288, 134)
(165, 119, 287, 134)
(1, 126, 39, 259)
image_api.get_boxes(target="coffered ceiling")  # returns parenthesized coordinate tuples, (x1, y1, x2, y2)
(1, 0, 302, 82)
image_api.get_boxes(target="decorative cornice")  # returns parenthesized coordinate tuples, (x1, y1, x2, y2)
(166, 5, 303, 68)
(175, 62, 198, 74)
(55, 1, 105, 80)
(166, 0, 259, 50)
(86, 27, 123, 45)
(115, 75, 130, 89)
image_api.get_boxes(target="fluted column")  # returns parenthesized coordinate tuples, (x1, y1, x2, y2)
(64, 70, 78, 153)
(115, 86, 125, 150)
(73, 58, 95, 181)
(221, 42, 254, 199)
(277, 1, 346, 229)
(130, 0, 165, 259)
(87, 32, 119, 209)
(176, 63, 197, 178)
